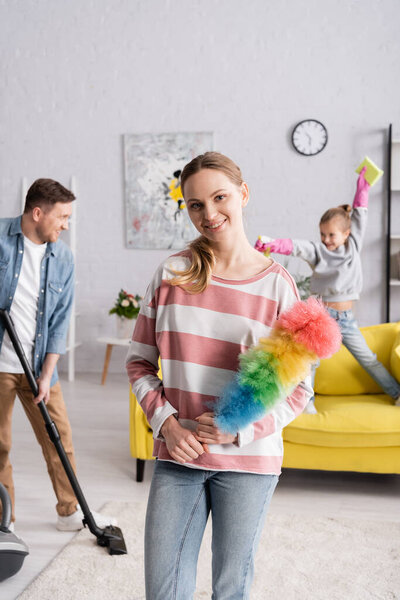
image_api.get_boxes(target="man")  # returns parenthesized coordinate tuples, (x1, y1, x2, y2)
(0, 178, 115, 531)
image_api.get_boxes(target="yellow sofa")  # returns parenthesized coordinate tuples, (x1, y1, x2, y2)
(130, 322, 400, 480)
(282, 321, 400, 474)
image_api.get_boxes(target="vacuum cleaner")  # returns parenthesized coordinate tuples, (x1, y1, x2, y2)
(0, 309, 127, 556)
(0, 483, 29, 581)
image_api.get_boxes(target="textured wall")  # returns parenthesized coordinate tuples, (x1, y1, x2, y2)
(1, 0, 399, 374)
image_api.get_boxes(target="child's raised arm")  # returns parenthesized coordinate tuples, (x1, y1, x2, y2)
(353, 166, 370, 209)
(351, 166, 370, 250)
(255, 236, 319, 268)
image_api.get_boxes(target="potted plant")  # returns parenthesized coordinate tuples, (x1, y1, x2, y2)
(109, 289, 142, 338)
(293, 275, 312, 300)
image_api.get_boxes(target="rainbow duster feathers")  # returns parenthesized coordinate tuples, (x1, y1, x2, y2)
(214, 297, 342, 433)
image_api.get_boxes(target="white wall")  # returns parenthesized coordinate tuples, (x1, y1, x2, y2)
(1, 0, 399, 374)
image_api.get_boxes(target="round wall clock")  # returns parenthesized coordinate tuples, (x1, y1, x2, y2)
(292, 119, 328, 156)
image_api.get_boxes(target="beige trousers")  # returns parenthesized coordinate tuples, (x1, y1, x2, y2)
(0, 372, 78, 521)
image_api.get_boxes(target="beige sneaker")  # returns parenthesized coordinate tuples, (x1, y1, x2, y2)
(56, 506, 117, 531)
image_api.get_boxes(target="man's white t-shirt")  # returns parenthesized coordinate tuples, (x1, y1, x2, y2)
(0, 236, 47, 371)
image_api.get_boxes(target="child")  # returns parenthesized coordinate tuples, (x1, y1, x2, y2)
(126, 152, 313, 599)
(255, 168, 400, 413)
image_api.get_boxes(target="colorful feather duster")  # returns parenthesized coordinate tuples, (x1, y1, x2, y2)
(214, 297, 342, 433)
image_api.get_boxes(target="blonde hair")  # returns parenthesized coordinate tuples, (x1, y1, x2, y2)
(170, 152, 244, 294)
(320, 204, 351, 231)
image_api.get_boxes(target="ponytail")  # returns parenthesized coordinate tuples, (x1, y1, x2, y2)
(169, 236, 215, 294)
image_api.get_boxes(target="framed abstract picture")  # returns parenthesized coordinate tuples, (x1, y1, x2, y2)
(124, 132, 213, 249)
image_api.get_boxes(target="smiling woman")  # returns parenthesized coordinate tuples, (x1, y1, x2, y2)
(169, 152, 255, 292)
(184, 175, 247, 233)
(126, 151, 313, 599)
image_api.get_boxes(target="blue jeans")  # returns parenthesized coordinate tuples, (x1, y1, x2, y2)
(311, 309, 400, 399)
(145, 460, 278, 600)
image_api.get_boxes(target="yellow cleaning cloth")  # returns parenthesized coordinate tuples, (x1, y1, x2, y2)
(356, 156, 384, 187)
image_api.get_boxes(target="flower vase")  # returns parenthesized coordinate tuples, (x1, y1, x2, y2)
(116, 315, 135, 339)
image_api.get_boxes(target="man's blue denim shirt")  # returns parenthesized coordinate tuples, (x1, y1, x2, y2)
(0, 216, 74, 387)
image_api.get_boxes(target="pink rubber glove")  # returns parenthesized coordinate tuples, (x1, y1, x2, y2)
(254, 238, 293, 255)
(353, 166, 370, 208)
(255, 238, 270, 253)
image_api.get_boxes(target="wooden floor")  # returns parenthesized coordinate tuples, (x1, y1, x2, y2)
(2, 372, 400, 599)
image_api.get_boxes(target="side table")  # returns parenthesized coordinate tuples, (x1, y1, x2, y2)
(97, 337, 130, 384)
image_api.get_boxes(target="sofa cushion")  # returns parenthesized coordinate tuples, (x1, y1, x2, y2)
(314, 322, 400, 396)
(283, 393, 400, 448)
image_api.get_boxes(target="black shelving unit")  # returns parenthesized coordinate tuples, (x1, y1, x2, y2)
(386, 123, 400, 323)
(386, 124, 392, 323)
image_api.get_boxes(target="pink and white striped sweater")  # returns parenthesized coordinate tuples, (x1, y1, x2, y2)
(126, 253, 313, 475)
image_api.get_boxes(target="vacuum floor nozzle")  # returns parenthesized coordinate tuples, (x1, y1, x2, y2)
(96, 525, 128, 555)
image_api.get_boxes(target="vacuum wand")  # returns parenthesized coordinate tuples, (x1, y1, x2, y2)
(0, 309, 127, 555)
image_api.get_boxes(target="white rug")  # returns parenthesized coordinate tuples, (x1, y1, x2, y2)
(18, 501, 400, 600)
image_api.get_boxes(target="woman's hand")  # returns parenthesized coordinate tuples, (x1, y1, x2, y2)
(161, 415, 207, 464)
(195, 412, 238, 445)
